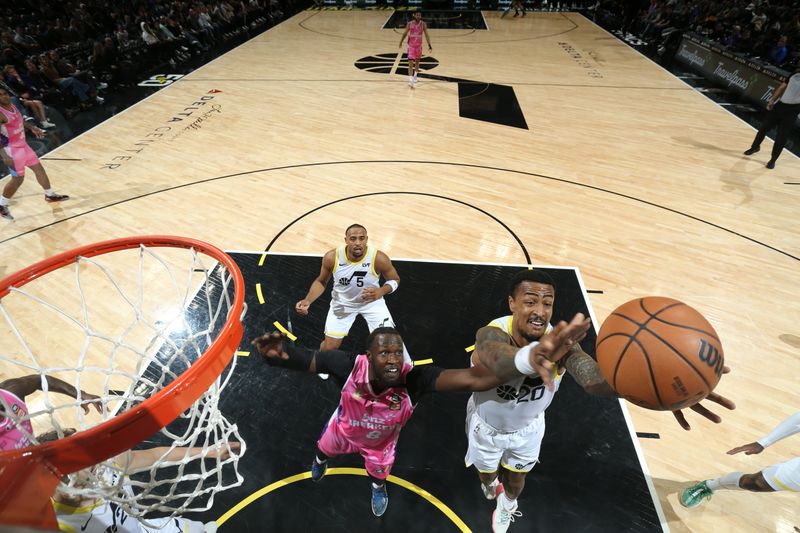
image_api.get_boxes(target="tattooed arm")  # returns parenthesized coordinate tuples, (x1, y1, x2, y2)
(474, 326, 521, 382)
(562, 345, 617, 397)
(475, 313, 591, 388)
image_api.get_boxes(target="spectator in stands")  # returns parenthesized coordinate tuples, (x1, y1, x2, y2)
(12, 26, 39, 55)
(141, 21, 160, 46)
(90, 41, 123, 87)
(2, 65, 55, 128)
(38, 53, 97, 108)
(768, 35, 788, 66)
(114, 23, 129, 45)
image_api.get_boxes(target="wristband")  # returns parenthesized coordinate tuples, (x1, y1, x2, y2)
(513, 342, 539, 375)
(384, 280, 398, 293)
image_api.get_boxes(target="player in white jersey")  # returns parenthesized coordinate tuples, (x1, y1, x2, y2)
(680, 411, 800, 508)
(49, 431, 239, 533)
(470, 269, 736, 533)
(296, 224, 403, 355)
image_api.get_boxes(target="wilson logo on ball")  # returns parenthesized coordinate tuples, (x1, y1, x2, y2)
(697, 339, 724, 377)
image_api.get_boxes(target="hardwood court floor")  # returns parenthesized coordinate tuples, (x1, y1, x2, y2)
(0, 9, 798, 532)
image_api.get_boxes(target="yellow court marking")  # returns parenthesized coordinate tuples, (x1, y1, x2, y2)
(465, 345, 475, 353)
(255, 283, 265, 304)
(414, 358, 433, 366)
(258, 252, 266, 267)
(273, 321, 298, 341)
(216, 467, 471, 532)
(235, 351, 250, 357)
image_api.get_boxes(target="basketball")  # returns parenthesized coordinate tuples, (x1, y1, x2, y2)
(595, 297, 724, 411)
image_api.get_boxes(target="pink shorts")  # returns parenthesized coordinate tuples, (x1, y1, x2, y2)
(317, 417, 397, 480)
(407, 44, 422, 60)
(3, 144, 39, 176)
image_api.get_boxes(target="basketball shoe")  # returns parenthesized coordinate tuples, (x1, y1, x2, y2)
(45, 193, 69, 202)
(492, 486, 522, 532)
(371, 483, 388, 516)
(0, 204, 13, 220)
(680, 481, 713, 508)
(311, 456, 327, 482)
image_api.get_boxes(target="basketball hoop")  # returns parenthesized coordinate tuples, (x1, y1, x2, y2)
(0, 236, 247, 529)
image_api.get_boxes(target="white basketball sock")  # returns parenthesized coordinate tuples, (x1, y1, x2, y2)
(0, 196, 8, 206)
(707, 471, 743, 491)
(499, 490, 518, 512)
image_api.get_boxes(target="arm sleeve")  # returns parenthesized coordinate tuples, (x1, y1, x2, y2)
(404, 366, 444, 403)
(757, 412, 800, 448)
(313, 349, 358, 381)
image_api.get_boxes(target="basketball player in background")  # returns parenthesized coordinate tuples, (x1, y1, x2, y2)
(469, 269, 736, 533)
(0, 87, 69, 221)
(252, 323, 587, 517)
(680, 411, 800, 508)
(296, 224, 407, 363)
(0, 374, 101, 450)
(46, 429, 238, 532)
(398, 10, 432, 88)
(743, 67, 800, 169)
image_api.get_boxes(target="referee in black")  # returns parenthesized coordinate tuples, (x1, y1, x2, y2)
(744, 68, 800, 169)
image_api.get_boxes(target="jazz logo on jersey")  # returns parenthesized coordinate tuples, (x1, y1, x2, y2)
(338, 270, 367, 287)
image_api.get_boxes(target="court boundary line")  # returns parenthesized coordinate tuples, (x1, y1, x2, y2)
(2, 161, 797, 264)
(574, 265, 670, 533)
(576, 12, 800, 164)
(222, 253, 666, 530)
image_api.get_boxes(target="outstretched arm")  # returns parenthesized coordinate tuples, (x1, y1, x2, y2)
(252, 331, 356, 379)
(475, 313, 591, 389)
(727, 411, 800, 455)
(0, 374, 101, 414)
(432, 364, 503, 393)
(296, 250, 335, 316)
(562, 345, 616, 397)
(122, 442, 241, 472)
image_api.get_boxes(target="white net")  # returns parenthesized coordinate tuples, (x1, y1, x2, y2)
(0, 241, 246, 522)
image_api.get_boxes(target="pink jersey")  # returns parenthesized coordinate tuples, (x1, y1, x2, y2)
(408, 20, 425, 49)
(333, 354, 414, 452)
(0, 104, 26, 147)
(0, 389, 33, 451)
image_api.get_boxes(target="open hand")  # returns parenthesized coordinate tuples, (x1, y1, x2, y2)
(672, 366, 735, 430)
(251, 331, 289, 360)
(531, 312, 591, 390)
(727, 441, 763, 455)
(80, 391, 103, 414)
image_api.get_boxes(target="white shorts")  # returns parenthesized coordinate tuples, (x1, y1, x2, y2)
(464, 398, 545, 473)
(324, 298, 410, 362)
(763, 457, 800, 492)
(324, 298, 396, 338)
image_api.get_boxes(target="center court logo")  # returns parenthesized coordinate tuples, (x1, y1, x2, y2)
(354, 53, 439, 75)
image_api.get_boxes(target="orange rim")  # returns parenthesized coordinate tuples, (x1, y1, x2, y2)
(0, 236, 245, 528)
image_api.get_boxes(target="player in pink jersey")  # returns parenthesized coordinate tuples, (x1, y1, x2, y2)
(0, 374, 102, 451)
(252, 321, 589, 517)
(0, 86, 69, 221)
(399, 10, 432, 88)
